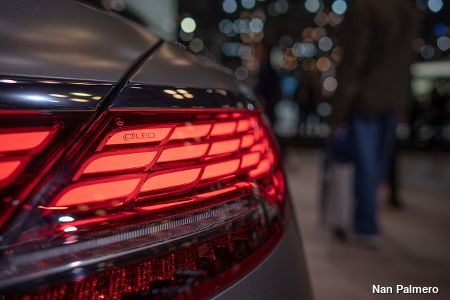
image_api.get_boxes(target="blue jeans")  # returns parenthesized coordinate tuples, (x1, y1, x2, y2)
(349, 114, 397, 235)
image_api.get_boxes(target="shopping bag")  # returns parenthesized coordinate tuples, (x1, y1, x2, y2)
(320, 127, 354, 231)
(321, 161, 354, 230)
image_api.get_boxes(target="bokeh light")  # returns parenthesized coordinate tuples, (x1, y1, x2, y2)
(241, 0, 256, 10)
(180, 17, 196, 33)
(437, 36, 450, 51)
(318, 36, 333, 52)
(223, 0, 238, 14)
(305, 0, 322, 14)
(427, 0, 443, 13)
(331, 0, 347, 15)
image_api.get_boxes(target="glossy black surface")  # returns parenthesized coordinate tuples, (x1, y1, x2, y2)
(0, 78, 113, 110)
(110, 83, 260, 110)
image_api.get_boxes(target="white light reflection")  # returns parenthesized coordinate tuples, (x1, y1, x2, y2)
(58, 216, 75, 222)
(25, 94, 59, 103)
(69, 261, 82, 268)
(64, 226, 78, 232)
(0, 79, 17, 84)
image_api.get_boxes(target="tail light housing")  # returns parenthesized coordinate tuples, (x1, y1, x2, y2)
(0, 109, 288, 299)
(0, 111, 92, 228)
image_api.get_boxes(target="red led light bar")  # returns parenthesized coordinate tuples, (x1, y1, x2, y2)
(53, 176, 142, 207)
(0, 109, 287, 300)
(158, 143, 208, 162)
(209, 138, 241, 155)
(170, 123, 211, 140)
(77, 148, 158, 177)
(210, 121, 236, 136)
(0, 111, 94, 228)
(0, 129, 51, 153)
(141, 168, 201, 192)
(0, 160, 22, 180)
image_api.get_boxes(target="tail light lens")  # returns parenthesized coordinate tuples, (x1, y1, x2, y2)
(0, 111, 92, 228)
(0, 109, 287, 299)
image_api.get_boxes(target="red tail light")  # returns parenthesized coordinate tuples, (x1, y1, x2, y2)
(0, 109, 287, 299)
(0, 111, 92, 228)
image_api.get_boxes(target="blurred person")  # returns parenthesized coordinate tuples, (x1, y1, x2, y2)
(331, 0, 418, 246)
(254, 43, 281, 124)
(296, 71, 321, 134)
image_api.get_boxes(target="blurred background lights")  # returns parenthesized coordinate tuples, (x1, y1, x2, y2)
(433, 23, 448, 37)
(233, 19, 249, 34)
(279, 35, 293, 48)
(437, 36, 450, 51)
(219, 19, 233, 34)
(318, 36, 333, 52)
(179, 30, 194, 42)
(241, 0, 256, 10)
(189, 37, 204, 53)
(180, 17, 196, 33)
(420, 45, 435, 60)
(316, 102, 332, 117)
(323, 77, 338, 93)
(314, 13, 329, 27)
(331, 0, 347, 15)
(234, 66, 249, 80)
(223, 0, 238, 14)
(274, 0, 289, 14)
(316, 57, 332, 72)
(305, 0, 322, 14)
(238, 45, 253, 59)
(249, 18, 264, 33)
(427, 0, 443, 13)
(293, 42, 317, 58)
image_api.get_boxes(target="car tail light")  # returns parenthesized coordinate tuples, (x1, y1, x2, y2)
(0, 110, 93, 229)
(0, 109, 287, 299)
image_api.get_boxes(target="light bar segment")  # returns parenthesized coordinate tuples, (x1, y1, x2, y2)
(241, 134, 255, 148)
(53, 177, 142, 207)
(0, 130, 51, 152)
(236, 119, 250, 132)
(141, 168, 201, 192)
(158, 143, 209, 163)
(81, 150, 157, 175)
(170, 124, 211, 140)
(202, 159, 240, 180)
(208, 139, 240, 156)
(0, 160, 22, 181)
(241, 152, 261, 168)
(210, 121, 236, 136)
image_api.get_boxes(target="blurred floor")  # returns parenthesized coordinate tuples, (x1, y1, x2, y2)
(285, 148, 450, 300)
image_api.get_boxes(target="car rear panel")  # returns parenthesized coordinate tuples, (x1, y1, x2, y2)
(0, 1, 312, 299)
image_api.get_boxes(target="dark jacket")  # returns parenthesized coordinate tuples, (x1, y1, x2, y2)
(332, 0, 418, 126)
